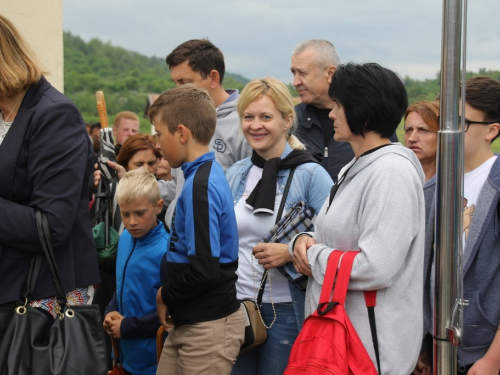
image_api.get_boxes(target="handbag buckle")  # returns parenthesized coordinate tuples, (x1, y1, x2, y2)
(15, 298, 28, 315)
(15, 305, 27, 315)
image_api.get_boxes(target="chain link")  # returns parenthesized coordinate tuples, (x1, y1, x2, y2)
(251, 254, 277, 329)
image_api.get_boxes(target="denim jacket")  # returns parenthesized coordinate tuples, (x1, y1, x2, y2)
(226, 144, 333, 328)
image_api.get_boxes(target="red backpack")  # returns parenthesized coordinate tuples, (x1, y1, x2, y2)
(284, 250, 380, 375)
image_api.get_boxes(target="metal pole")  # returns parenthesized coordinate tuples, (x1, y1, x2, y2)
(434, 0, 465, 373)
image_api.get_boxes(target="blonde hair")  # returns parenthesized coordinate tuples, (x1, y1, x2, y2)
(237, 77, 305, 150)
(116, 169, 160, 206)
(0, 14, 46, 97)
(114, 111, 139, 128)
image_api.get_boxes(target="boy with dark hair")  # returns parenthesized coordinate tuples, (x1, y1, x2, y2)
(166, 38, 226, 83)
(103, 168, 168, 375)
(164, 38, 250, 172)
(423, 75, 500, 374)
(96, 39, 251, 231)
(150, 84, 244, 375)
(158, 39, 252, 228)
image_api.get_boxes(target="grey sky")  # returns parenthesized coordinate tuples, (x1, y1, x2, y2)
(63, 0, 500, 84)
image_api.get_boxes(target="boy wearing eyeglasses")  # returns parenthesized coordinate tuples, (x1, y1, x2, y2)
(422, 76, 500, 375)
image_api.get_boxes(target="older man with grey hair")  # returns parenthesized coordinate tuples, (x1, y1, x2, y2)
(291, 40, 344, 179)
(291, 39, 397, 179)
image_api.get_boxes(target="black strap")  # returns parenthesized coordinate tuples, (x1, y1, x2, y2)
(367, 305, 381, 374)
(327, 161, 354, 210)
(497, 196, 500, 222)
(276, 168, 296, 222)
(20, 255, 43, 302)
(91, 200, 108, 227)
(34, 210, 68, 310)
(257, 167, 296, 305)
(327, 143, 395, 212)
(92, 177, 115, 227)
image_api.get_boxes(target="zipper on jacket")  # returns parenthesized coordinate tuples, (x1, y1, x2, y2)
(119, 238, 137, 313)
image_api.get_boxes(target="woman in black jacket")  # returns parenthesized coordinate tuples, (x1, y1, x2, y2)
(0, 14, 99, 314)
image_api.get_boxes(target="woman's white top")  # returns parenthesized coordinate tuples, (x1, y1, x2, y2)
(234, 165, 292, 303)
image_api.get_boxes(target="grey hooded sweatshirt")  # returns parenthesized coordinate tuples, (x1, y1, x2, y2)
(303, 143, 425, 375)
(159, 90, 251, 227)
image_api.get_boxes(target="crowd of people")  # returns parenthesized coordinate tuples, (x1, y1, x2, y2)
(1, 12, 500, 375)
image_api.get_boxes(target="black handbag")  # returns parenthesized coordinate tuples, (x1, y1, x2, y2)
(0, 210, 107, 375)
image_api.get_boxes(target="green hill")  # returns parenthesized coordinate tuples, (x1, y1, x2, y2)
(64, 32, 500, 146)
(63, 32, 248, 131)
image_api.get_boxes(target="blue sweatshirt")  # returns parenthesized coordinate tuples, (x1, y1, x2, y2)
(105, 221, 169, 375)
(160, 152, 240, 326)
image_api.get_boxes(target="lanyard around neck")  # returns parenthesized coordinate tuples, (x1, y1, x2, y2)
(327, 143, 394, 211)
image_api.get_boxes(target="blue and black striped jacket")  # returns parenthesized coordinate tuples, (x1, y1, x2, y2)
(160, 152, 240, 326)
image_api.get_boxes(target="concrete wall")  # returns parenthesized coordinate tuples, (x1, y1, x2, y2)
(1, 0, 64, 92)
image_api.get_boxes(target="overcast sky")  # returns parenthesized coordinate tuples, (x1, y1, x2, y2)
(63, 0, 500, 84)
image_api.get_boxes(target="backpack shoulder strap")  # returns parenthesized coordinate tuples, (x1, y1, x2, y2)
(316, 250, 344, 315)
(331, 251, 359, 306)
(364, 290, 380, 374)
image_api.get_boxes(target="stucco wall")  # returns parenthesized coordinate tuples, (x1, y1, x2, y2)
(1, 0, 64, 92)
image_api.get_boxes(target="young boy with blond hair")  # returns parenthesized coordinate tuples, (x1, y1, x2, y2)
(150, 84, 244, 375)
(103, 168, 169, 375)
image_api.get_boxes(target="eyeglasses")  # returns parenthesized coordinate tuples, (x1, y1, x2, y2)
(438, 116, 499, 132)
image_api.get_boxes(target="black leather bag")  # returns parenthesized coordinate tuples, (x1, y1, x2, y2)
(0, 210, 107, 375)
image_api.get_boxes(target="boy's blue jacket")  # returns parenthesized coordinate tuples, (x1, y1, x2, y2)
(161, 152, 240, 326)
(105, 222, 169, 375)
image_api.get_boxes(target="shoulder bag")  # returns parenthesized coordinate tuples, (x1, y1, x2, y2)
(0, 210, 107, 375)
(240, 167, 298, 354)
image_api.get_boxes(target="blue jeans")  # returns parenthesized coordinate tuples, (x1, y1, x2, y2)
(231, 302, 299, 375)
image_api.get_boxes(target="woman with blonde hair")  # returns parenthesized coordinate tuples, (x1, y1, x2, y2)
(226, 78, 333, 374)
(0, 14, 99, 316)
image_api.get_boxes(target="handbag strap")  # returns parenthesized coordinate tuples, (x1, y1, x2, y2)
(256, 167, 296, 305)
(21, 254, 43, 302)
(364, 290, 380, 374)
(34, 210, 68, 310)
(275, 167, 296, 224)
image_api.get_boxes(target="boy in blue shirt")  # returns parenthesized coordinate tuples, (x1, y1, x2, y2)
(150, 84, 244, 375)
(103, 168, 169, 375)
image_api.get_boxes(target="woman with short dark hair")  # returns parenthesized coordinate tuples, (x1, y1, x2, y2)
(292, 63, 426, 374)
